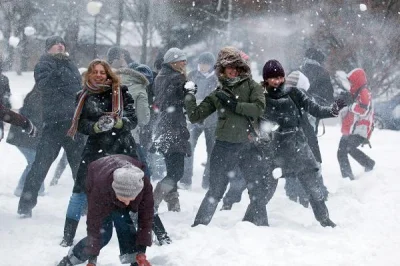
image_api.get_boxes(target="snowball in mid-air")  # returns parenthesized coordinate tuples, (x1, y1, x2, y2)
(184, 81, 196, 90)
(9, 36, 20, 48)
(272, 168, 282, 179)
(86, 1, 103, 16)
(24, 26, 35, 36)
(360, 4, 367, 12)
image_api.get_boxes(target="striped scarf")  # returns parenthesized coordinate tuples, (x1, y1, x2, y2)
(67, 81, 123, 138)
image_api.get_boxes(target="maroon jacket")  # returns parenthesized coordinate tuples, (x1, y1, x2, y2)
(84, 154, 154, 256)
(0, 103, 31, 129)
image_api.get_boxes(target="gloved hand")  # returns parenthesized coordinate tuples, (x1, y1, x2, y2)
(24, 120, 38, 137)
(113, 117, 124, 129)
(87, 255, 97, 266)
(215, 91, 238, 112)
(331, 98, 347, 116)
(136, 253, 151, 266)
(183, 81, 197, 95)
(94, 115, 115, 133)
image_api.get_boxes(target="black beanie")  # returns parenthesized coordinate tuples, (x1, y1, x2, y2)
(45, 36, 66, 51)
(305, 48, 325, 64)
(107, 46, 123, 64)
(198, 52, 216, 65)
(262, 60, 285, 80)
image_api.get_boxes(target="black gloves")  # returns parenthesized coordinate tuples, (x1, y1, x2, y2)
(24, 120, 37, 137)
(215, 91, 238, 112)
(331, 98, 347, 116)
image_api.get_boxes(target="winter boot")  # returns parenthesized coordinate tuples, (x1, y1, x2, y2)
(220, 203, 233, 211)
(365, 160, 375, 172)
(58, 256, 73, 266)
(153, 182, 173, 210)
(164, 191, 181, 212)
(309, 199, 335, 228)
(153, 213, 172, 245)
(192, 195, 220, 227)
(320, 218, 336, 228)
(60, 218, 79, 247)
(242, 203, 269, 226)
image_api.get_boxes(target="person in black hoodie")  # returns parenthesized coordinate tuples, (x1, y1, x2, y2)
(258, 60, 342, 227)
(17, 36, 85, 218)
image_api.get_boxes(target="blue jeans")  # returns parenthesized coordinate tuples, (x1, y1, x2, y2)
(66, 193, 88, 221)
(71, 209, 137, 263)
(15, 147, 45, 195)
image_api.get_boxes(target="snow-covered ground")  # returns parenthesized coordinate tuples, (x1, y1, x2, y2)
(1, 72, 400, 266)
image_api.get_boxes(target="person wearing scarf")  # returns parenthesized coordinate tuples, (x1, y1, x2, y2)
(184, 46, 267, 227)
(60, 59, 139, 262)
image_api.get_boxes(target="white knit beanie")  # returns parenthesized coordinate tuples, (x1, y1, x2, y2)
(163, 47, 187, 64)
(286, 70, 310, 91)
(112, 165, 144, 198)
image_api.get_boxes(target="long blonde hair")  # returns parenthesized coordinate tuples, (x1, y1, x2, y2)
(83, 59, 120, 90)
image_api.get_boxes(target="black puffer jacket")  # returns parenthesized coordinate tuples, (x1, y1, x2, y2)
(153, 64, 191, 156)
(301, 61, 334, 105)
(263, 85, 333, 175)
(34, 53, 81, 123)
(6, 86, 41, 150)
(73, 86, 138, 193)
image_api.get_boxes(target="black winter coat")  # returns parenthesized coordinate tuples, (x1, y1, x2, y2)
(34, 53, 81, 123)
(187, 70, 218, 129)
(0, 74, 11, 137)
(263, 85, 333, 175)
(153, 64, 191, 156)
(6, 86, 41, 150)
(301, 62, 335, 105)
(73, 86, 138, 193)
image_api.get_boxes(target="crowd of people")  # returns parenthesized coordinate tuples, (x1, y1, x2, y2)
(0, 35, 375, 266)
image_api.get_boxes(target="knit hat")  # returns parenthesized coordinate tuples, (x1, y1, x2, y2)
(107, 46, 123, 64)
(263, 60, 285, 80)
(45, 36, 66, 51)
(135, 64, 154, 83)
(305, 48, 325, 64)
(112, 165, 144, 198)
(286, 70, 310, 91)
(198, 52, 215, 65)
(163, 48, 187, 64)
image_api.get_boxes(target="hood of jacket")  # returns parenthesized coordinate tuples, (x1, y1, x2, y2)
(115, 67, 149, 87)
(215, 47, 251, 80)
(347, 68, 367, 95)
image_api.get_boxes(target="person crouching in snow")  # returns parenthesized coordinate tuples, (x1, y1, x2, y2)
(58, 154, 153, 266)
(337, 68, 375, 180)
(260, 60, 345, 227)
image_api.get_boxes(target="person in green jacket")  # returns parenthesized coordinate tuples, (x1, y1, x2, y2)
(184, 46, 267, 226)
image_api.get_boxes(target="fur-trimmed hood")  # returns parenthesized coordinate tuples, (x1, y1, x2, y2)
(115, 67, 149, 87)
(214, 46, 251, 79)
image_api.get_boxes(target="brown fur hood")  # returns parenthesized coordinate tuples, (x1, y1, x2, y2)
(114, 67, 149, 86)
(214, 46, 251, 79)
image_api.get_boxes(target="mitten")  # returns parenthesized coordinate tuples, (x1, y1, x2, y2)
(136, 253, 151, 266)
(215, 91, 238, 112)
(331, 98, 347, 116)
(93, 115, 115, 133)
(114, 117, 124, 129)
(183, 81, 197, 95)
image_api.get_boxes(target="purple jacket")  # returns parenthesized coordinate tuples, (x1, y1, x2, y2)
(84, 154, 154, 256)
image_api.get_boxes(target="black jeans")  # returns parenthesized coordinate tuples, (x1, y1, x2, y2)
(337, 135, 375, 178)
(193, 140, 265, 226)
(159, 152, 185, 193)
(182, 124, 215, 187)
(18, 121, 85, 214)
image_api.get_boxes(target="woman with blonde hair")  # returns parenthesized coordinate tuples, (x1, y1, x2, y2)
(60, 59, 139, 255)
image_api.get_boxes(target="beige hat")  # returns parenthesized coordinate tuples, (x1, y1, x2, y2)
(112, 165, 144, 198)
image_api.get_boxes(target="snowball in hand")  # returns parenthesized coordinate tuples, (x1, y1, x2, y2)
(184, 81, 196, 90)
(272, 168, 282, 179)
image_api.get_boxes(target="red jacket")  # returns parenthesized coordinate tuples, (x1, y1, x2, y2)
(340, 68, 374, 139)
(84, 154, 154, 256)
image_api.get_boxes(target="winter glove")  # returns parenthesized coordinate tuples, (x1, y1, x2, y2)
(183, 81, 197, 95)
(135, 253, 151, 266)
(93, 115, 115, 133)
(113, 117, 124, 129)
(331, 98, 347, 116)
(215, 90, 238, 112)
(24, 119, 38, 137)
(87, 255, 97, 266)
